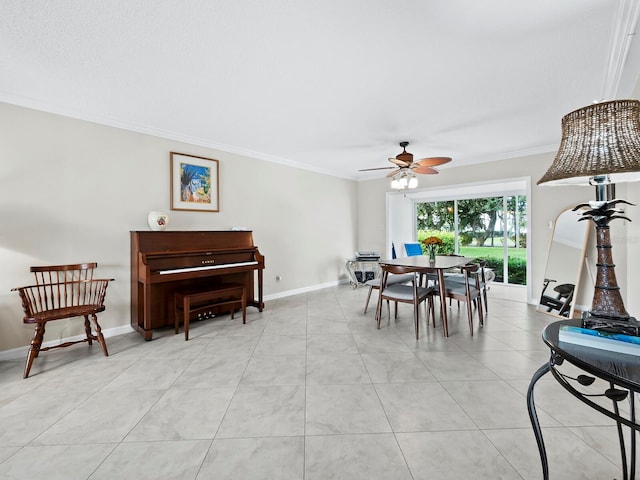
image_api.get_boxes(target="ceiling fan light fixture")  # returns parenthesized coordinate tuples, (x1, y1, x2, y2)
(390, 171, 418, 190)
(408, 174, 418, 189)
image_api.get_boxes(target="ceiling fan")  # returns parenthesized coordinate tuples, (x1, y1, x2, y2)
(359, 141, 452, 178)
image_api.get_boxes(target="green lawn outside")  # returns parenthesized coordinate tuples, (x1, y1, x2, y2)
(458, 246, 526, 260)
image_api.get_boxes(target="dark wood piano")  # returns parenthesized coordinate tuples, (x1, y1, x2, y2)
(131, 230, 265, 340)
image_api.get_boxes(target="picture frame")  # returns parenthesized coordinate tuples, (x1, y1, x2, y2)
(170, 152, 219, 212)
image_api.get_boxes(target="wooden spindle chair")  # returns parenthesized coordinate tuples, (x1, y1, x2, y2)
(12, 263, 114, 378)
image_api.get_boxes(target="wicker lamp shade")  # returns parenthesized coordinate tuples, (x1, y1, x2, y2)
(538, 99, 640, 185)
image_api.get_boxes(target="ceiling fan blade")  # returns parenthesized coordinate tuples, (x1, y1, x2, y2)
(412, 165, 439, 175)
(413, 156, 452, 167)
(365, 143, 452, 178)
(358, 166, 396, 172)
(389, 157, 410, 167)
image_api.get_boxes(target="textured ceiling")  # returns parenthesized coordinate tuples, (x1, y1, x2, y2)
(1, 0, 639, 180)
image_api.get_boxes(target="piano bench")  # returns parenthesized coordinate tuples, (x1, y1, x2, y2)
(174, 284, 246, 341)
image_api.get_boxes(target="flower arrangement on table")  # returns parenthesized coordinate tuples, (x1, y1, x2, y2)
(422, 236, 443, 261)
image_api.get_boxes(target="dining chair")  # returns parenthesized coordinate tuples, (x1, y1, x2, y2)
(363, 272, 415, 314)
(403, 243, 423, 256)
(439, 262, 484, 335)
(375, 263, 435, 339)
(12, 263, 114, 378)
(474, 260, 493, 313)
(443, 258, 492, 313)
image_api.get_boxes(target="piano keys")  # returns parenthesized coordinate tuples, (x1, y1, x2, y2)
(130, 230, 265, 340)
(159, 261, 258, 275)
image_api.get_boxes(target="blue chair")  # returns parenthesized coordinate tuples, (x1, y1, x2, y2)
(404, 243, 423, 256)
(405, 242, 437, 287)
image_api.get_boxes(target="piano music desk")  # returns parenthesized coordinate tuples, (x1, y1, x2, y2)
(175, 284, 246, 341)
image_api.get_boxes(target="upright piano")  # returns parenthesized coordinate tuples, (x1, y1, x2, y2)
(130, 230, 265, 340)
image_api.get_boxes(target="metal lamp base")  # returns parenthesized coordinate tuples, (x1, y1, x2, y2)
(582, 311, 640, 336)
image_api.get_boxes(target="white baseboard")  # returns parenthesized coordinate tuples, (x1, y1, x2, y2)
(0, 280, 347, 361)
(489, 283, 527, 303)
(0, 324, 135, 361)
(263, 279, 345, 302)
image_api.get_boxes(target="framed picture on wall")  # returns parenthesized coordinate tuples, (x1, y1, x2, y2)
(170, 152, 219, 212)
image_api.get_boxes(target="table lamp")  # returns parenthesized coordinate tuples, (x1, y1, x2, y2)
(538, 99, 640, 333)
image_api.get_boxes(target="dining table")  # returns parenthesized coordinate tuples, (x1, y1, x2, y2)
(379, 255, 472, 337)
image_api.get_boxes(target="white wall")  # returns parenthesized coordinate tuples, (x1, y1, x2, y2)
(0, 102, 358, 352)
(387, 194, 414, 258)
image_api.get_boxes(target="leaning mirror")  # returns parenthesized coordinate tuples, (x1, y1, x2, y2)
(537, 207, 590, 319)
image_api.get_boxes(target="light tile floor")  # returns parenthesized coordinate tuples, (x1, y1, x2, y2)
(0, 285, 629, 479)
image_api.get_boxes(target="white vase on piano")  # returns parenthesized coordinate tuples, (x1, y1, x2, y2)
(147, 211, 169, 231)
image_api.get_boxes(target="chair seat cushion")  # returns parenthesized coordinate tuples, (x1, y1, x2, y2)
(443, 282, 480, 297)
(444, 269, 495, 287)
(443, 273, 465, 282)
(365, 273, 414, 288)
(382, 284, 432, 301)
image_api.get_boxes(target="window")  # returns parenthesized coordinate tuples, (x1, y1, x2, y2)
(416, 195, 527, 285)
(386, 178, 530, 289)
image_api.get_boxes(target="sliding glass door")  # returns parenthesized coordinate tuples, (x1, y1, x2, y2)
(416, 194, 527, 285)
